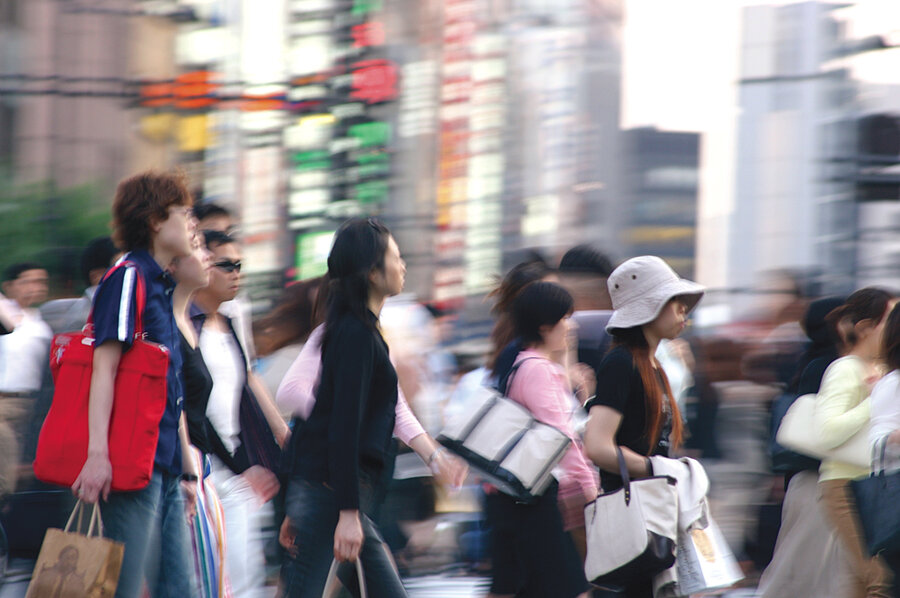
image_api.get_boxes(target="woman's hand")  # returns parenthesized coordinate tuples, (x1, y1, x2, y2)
(334, 509, 364, 562)
(279, 516, 298, 558)
(570, 363, 596, 404)
(888, 429, 900, 446)
(72, 453, 112, 504)
(181, 479, 198, 520)
(430, 449, 468, 489)
(241, 465, 280, 502)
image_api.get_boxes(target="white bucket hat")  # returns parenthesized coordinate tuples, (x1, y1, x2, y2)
(606, 256, 705, 332)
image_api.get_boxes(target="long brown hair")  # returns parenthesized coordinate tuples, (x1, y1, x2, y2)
(253, 276, 323, 356)
(487, 260, 554, 373)
(610, 327, 684, 452)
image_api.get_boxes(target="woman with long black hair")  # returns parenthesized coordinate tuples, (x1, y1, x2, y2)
(280, 218, 408, 598)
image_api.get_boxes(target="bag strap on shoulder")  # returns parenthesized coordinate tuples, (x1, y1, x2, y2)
(503, 356, 541, 396)
(86, 260, 148, 336)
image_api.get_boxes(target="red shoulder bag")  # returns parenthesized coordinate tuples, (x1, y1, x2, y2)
(33, 261, 170, 491)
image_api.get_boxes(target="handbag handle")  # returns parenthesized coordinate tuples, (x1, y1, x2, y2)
(616, 447, 633, 506)
(322, 558, 367, 598)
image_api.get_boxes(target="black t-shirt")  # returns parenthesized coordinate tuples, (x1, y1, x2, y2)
(586, 345, 672, 491)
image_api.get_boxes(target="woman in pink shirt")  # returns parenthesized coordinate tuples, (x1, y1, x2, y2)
(486, 281, 597, 598)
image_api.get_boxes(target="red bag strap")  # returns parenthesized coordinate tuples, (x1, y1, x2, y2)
(86, 260, 148, 336)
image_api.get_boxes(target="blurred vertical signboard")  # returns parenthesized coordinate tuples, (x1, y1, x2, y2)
(285, 0, 398, 280)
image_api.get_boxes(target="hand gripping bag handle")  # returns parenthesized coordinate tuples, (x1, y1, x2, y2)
(64, 500, 106, 538)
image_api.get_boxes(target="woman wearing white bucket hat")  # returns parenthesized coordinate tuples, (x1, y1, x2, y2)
(583, 256, 704, 597)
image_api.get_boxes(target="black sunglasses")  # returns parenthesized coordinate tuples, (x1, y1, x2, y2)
(213, 259, 242, 273)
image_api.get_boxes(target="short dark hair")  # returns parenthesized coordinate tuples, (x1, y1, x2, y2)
(203, 230, 236, 251)
(885, 302, 900, 372)
(81, 236, 118, 286)
(4, 262, 44, 283)
(194, 202, 232, 223)
(111, 171, 192, 252)
(511, 281, 574, 346)
(559, 245, 615, 277)
(826, 287, 894, 350)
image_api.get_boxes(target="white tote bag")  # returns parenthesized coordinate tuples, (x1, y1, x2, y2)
(584, 448, 679, 588)
(437, 384, 570, 502)
(775, 393, 870, 469)
(437, 358, 571, 502)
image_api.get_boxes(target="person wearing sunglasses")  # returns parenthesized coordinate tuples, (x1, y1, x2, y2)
(189, 230, 290, 598)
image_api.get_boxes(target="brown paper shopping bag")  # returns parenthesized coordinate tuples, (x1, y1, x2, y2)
(26, 500, 124, 598)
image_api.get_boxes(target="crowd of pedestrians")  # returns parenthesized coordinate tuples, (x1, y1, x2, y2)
(4, 168, 900, 598)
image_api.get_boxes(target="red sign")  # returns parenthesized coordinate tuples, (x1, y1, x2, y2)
(350, 59, 398, 104)
(351, 22, 385, 48)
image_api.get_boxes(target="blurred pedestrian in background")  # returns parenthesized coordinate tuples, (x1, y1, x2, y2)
(757, 295, 851, 598)
(485, 281, 595, 598)
(253, 277, 323, 401)
(557, 244, 616, 379)
(0, 262, 50, 496)
(0, 263, 51, 395)
(446, 260, 557, 426)
(487, 259, 557, 386)
(868, 301, 900, 595)
(814, 288, 896, 598)
(584, 255, 704, 598)
(41, 236, 120, 335)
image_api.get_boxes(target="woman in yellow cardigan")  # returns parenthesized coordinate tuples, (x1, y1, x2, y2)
(814, 288, 896, 598)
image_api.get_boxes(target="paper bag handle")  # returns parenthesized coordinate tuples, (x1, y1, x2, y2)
(321, 558, 367, 598)
(64, 500, 105, 538)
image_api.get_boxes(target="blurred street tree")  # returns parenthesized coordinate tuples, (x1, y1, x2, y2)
(0, 177, 111, 297)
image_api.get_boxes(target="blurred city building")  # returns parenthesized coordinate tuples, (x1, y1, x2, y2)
(1, 0, 627, 335)
(162, 0, 626, 339)
(620, 127, 699, 279)
(7, 0, 181, 188)
(703, 1, 900, 322)
(726, 1, 852, 318)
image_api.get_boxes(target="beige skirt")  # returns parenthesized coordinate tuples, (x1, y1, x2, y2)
(757, 470, 853, 598)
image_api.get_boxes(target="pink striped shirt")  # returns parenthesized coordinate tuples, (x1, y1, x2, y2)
(275, 325, 426, 445)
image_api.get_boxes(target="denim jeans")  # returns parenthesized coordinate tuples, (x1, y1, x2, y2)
(102, 470, 198, 598)
(280, 479, 408, 598)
